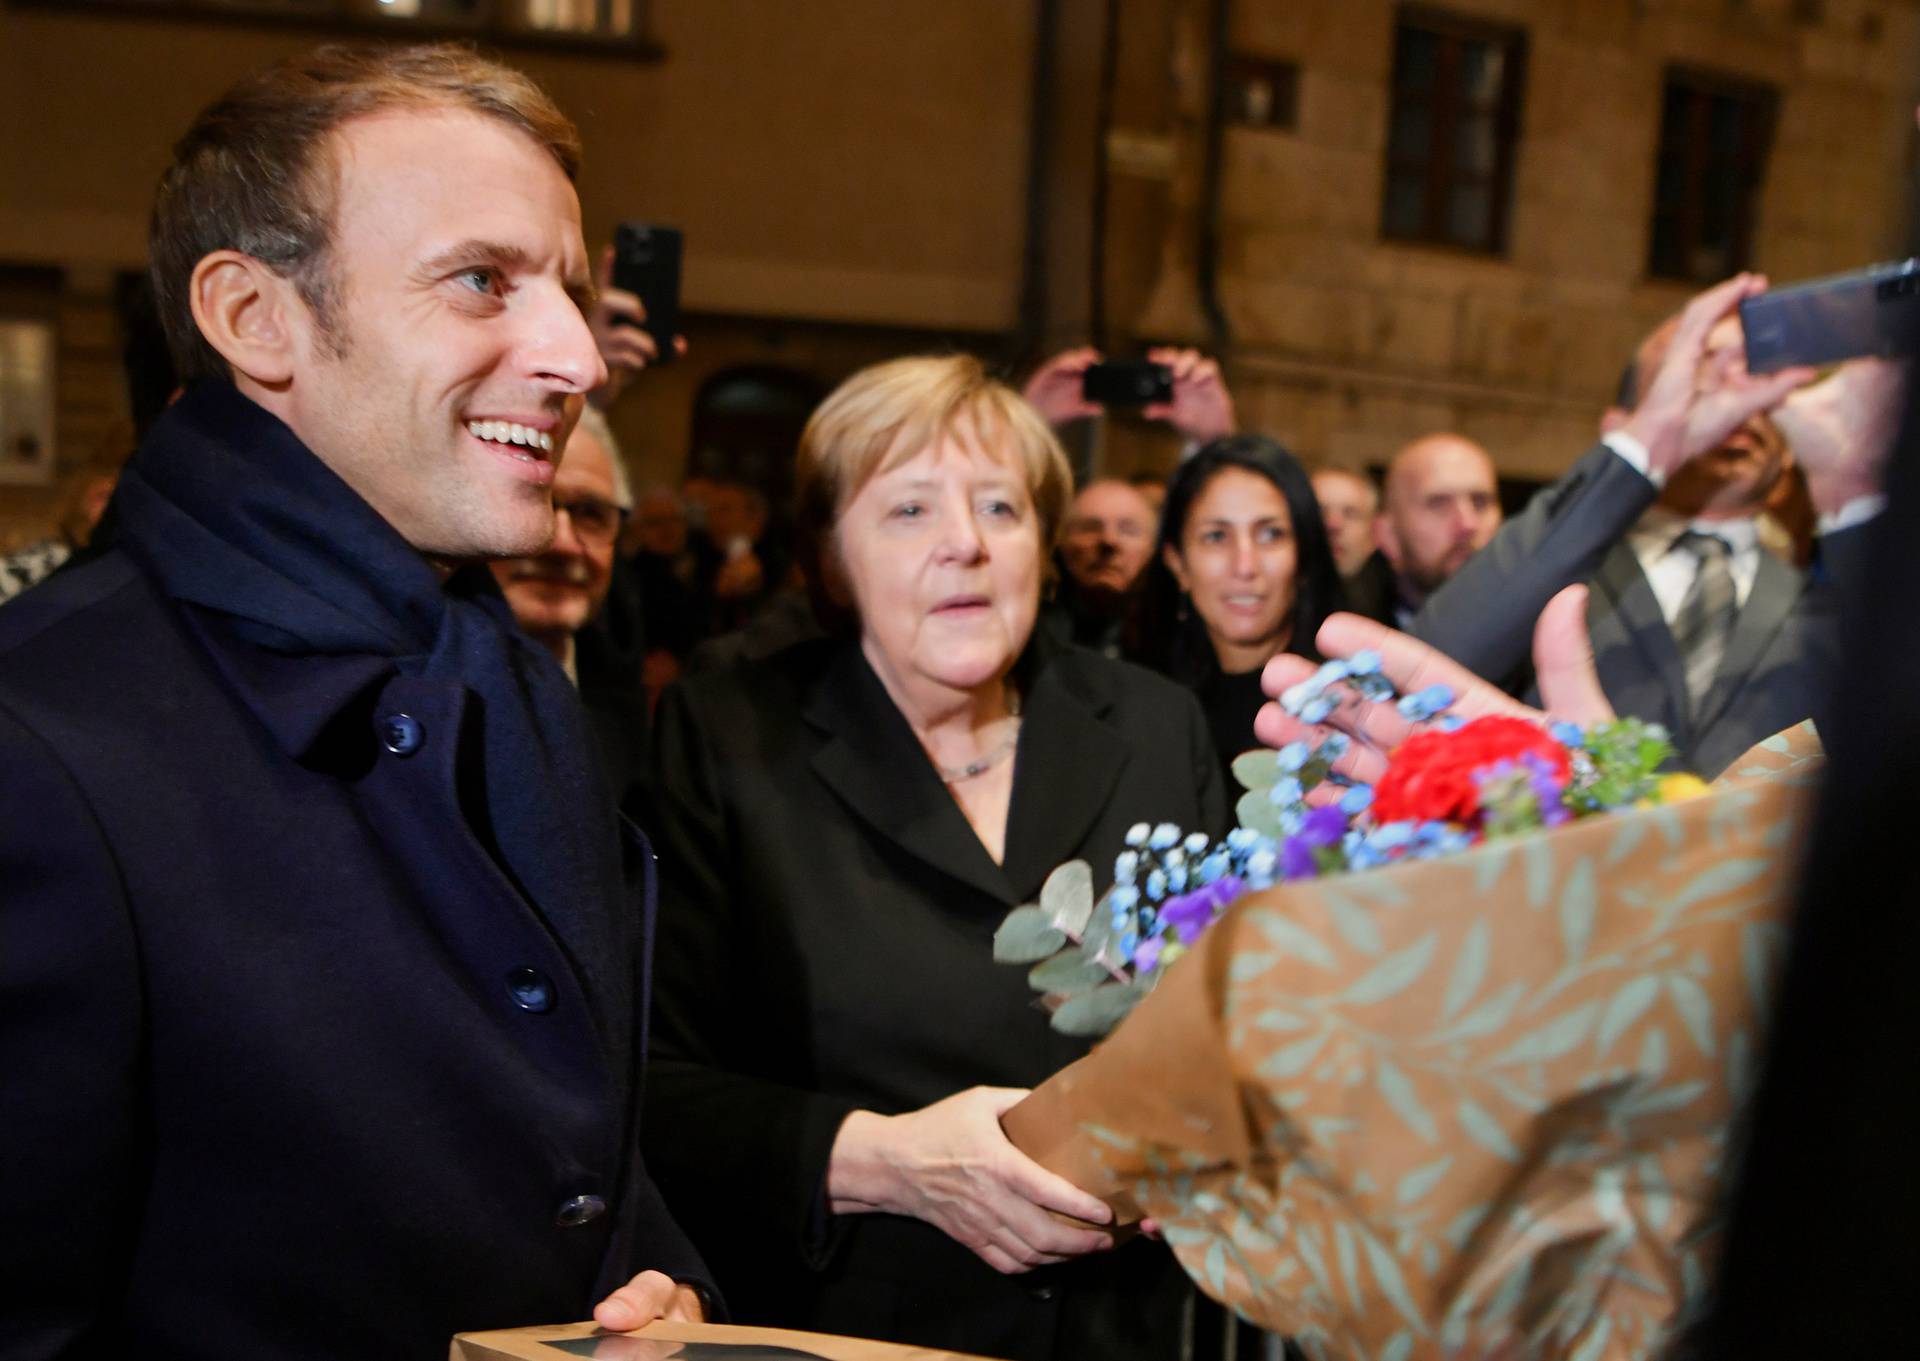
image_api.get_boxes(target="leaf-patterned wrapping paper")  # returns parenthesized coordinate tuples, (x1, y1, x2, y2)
(1002, 726, 1824, 1361)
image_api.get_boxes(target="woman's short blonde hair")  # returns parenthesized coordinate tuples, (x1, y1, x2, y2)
(795, 354, 1072, 581)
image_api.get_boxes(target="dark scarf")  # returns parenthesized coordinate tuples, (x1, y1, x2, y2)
(111, 382, 621, 1000)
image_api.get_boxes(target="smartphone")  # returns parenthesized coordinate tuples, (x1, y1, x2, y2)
(1739, 258, 1920, 373)
(611, 222, 683, 368)
(1082, 360, 1173, 406)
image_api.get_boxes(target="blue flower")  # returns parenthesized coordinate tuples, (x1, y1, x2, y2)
(1119, 930, 1138, 958)
(1225, 827, 1259, 854)
(1339, 784, 1375, 815)
(1349, 649, 1383, 676)
(1113, 850, 1140, 885)
(1268, 775, 1305, 808)
(1396, 684, 1456, 722)
(1244, 848, 1278, 889)
(1318, 733, 1352, 761)
(1149, 822, 1181, 851)
(1146, 868, 1168, 901)
(1166, 864, 1189, 893)
(1109, 883, 1141, 913)
(1197, 849, 1231, 885)
(1124, 822, 1150, 848)
(1299, 697, 1335, 725)
(1550, 721, 1586, 749)
(1183, 831, 1211, 855)
(1276, 740, 1312, 772)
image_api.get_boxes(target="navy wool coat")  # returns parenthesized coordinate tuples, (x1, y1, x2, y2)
(0, 390, 705, 1359)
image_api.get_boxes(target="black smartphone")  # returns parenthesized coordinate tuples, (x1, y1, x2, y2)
(1082, 360, 1173, 406)
(1739, 258, 1920, 373)
(611, 222, 683, 368)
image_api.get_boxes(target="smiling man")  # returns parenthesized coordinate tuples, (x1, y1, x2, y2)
(0, 45, 707, 1356)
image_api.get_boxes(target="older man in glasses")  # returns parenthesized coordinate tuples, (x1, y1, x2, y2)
(493, 405, 631, 679)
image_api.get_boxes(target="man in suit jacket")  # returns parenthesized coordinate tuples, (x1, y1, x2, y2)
(0, 45, 706, 1357)
(1411, 275, 1881, 778)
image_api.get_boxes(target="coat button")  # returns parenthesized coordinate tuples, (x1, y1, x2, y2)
(378, 713, 425, 756)
(1031, 1284, 1057, 1301)
(506, 967, 554, 1013)
(555, 1194, 607, 1228)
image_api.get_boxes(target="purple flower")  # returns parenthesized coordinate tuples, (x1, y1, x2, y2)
(1298, 805, 1347, 848)
(1280, 836, 1318, 881)
(1159, 874, 1246, 945)
(1133, 935, 1165, 973)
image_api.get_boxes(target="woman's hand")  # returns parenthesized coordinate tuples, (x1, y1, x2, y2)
(1254, 585, 1614, 786)
(828, 1088, 1116, 1274)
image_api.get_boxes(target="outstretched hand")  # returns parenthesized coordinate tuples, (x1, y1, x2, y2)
(1622, 273, 1814, 478)
(1254, 586, 1613, 786)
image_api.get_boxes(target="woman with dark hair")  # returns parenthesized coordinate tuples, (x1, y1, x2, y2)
(1141, 435, 1345, 789)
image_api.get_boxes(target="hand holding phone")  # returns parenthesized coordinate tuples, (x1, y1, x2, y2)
(1082, 360, 1174, 407)
(611, 222, 684, 369)
(1739, 259, 1920, 374)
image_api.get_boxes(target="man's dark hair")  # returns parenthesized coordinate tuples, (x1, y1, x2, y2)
(148, 43, 582, 385)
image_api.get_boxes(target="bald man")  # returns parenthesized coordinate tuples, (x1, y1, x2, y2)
(1374, 434, 1503, 625)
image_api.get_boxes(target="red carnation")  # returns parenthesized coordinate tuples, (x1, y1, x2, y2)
(1371, 715, 1572, 827)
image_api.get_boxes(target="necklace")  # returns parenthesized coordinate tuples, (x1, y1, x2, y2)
(933, 691, 1023, 784)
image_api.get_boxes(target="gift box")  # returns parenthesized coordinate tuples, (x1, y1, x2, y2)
(1001, 726, 1823, 1361)
(453, 1319, 998, 1361)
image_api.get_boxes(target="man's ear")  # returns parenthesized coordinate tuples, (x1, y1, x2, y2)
(1370, 514, 1401, 570)
(1160, 541, 1191, 593)
(187, 250, 301, 388)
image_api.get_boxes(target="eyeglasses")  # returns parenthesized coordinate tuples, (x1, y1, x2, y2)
(554, 495, 627, 546)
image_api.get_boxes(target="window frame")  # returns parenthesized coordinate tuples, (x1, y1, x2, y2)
(3, 0, 663, 59)
(1646, 65, 1779, 284)
(1378, 5, 1530, 256)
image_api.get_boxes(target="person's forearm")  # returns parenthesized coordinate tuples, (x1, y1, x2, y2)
(825, 1109, 897, 1216)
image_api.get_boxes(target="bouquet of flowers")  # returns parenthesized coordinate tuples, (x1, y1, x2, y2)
(994, 651, 1705, 1037)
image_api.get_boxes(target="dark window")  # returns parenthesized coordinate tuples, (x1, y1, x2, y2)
(7, 0, 656, 53)
(1647, 70, 1778, 283)
(1223, 55, 1300, 132)
(1380, 8, 1528, 254)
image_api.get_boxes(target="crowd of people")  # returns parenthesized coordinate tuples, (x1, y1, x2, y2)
(0, 38, 1907, 1361)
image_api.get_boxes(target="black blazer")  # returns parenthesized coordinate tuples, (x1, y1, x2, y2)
(642, 634, 1228, 1361)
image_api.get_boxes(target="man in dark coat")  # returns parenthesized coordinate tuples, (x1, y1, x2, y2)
(0, 44, 707, 1358)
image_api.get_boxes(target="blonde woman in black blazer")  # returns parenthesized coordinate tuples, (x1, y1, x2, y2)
(643, 355, 1229, 1361)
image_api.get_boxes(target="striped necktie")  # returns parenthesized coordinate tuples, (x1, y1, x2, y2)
(1670, 529, 1736, 715)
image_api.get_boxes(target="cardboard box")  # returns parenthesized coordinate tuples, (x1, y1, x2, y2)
(453, 1320, 998, 1361)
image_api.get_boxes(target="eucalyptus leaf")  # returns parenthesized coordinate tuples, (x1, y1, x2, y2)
(1236, 790, 1288, 841)
(1231, 748, 1282, 791)
(1028, 950, 1112, 994)
(1050, 980, 1147, 1037)
(993, 905, 1068, 963)
(1039, 860, 1095, 937)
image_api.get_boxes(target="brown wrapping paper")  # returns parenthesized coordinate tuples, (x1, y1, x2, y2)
(1003, 725, 1823, 1361)
(453, 1320, 998, 1361)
